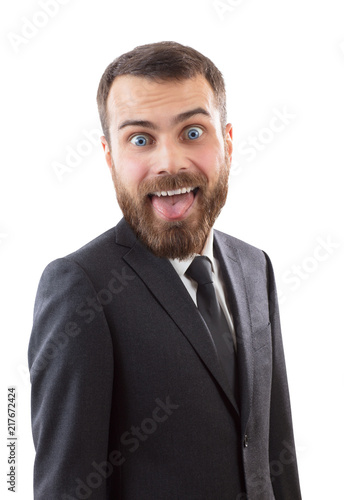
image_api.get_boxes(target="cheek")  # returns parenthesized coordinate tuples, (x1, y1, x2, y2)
(115, 153, 149, 191)
(193, 147, 223, 182)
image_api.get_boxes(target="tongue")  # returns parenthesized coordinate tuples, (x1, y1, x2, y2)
(151, 192, 194, 220)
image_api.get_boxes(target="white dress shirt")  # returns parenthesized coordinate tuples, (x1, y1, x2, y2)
(169, 229, 237, 349)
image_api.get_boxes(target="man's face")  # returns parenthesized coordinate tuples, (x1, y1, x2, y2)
(101, 74, 233, 259)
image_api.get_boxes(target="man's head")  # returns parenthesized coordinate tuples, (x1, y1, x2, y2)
(97, 41, 227, 145)
(97, 41, 233, 260)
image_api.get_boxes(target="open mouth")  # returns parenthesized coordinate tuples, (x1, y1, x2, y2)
(148, 186, 199, 221)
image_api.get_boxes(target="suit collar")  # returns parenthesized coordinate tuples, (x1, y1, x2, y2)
(116, 223, 254, 430)
(115, 219, 254, 419)
(115, 218, 138, 248)
(115, 220, 240, 414)
(213, 230, 254, 434)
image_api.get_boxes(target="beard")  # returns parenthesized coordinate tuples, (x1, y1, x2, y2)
(110, 158, 230, 260)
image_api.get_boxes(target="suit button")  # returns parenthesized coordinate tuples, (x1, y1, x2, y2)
(244, 434, 248, 447)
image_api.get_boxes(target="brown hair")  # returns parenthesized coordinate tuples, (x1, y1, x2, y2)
(97, 41, 227, 144)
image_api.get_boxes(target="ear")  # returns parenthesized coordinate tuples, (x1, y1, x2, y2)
(225, 123, 233, 161)
(100, 136, 113, 171)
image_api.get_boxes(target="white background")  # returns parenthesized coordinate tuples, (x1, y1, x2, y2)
(1, 0, 344, 498)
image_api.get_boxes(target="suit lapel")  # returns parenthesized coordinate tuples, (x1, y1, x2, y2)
(214, 231, 254, 434)
(115, 220, 240, 415)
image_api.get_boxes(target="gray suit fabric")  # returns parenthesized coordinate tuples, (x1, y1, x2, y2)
(28, 219, 302, 499)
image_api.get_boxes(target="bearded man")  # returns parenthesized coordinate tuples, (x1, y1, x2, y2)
(28, 42, 302, 500)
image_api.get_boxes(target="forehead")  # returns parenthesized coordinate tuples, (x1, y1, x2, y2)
(106, 74, 219, 129)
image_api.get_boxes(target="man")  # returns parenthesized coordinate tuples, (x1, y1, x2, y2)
(28, 42, 302, 499)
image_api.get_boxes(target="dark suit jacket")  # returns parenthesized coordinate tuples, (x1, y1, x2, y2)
(28, 219, 302, 499)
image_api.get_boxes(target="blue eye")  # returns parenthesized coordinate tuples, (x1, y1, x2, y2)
(130, 134, 150, 146)
(185, 127, 203, 140)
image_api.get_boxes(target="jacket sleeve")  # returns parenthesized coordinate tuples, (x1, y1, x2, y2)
(263, 251, 302, 499)
(28, 258, 114, 499)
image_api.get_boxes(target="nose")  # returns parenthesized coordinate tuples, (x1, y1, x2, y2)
(152, 139, 191, 176)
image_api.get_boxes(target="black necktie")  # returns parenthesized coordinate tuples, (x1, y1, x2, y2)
(186, 256, 239, 403)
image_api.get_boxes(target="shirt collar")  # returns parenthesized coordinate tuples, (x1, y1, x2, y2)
(169, 229, 215, 277)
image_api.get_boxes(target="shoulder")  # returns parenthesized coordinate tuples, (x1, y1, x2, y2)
(37, 219, 133, 291)
(214, 228, 268, 263)
(214, 229, 278, 294)
(60, 218, 133, 267)
(65, 226, 117, 266)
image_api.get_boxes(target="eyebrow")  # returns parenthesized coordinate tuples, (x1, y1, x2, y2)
(118, 107, 211, 131)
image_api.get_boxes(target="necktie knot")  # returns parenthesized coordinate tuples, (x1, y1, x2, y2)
(186, 256, 213, 286)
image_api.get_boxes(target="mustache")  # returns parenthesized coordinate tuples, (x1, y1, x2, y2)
(138, 171, 208, 197)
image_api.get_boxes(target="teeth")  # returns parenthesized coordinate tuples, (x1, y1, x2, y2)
(167, 189, 181, 196)
(152, 186, 195, 197)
